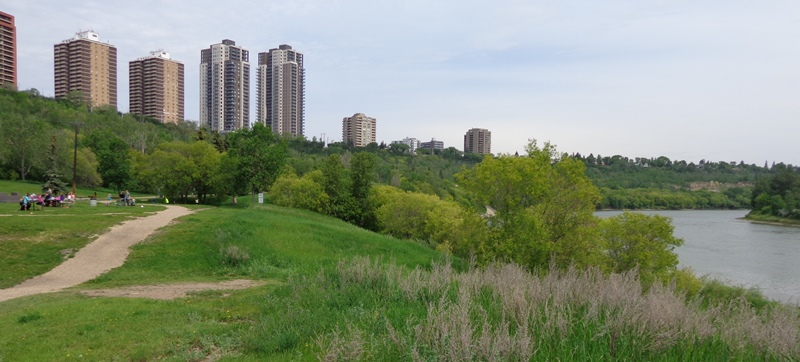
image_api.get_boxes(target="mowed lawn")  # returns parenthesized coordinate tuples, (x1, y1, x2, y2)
(0, 200, 166, 289)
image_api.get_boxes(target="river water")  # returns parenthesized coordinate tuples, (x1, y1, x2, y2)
(596, 210, 800, 304)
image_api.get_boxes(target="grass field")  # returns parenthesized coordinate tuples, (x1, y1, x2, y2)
(0, 197, 165, 289)
(0, 201, 798, 360)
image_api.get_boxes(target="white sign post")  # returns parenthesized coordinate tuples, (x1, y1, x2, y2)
(258, 193, 264, 204)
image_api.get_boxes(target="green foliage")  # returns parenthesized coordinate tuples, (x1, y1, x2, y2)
(135, 141, 222, 203)
(269, 172, 329, 213)
(697, 278, 774, 310)
(84, 128, 133, 190)
(598, 212, 684, 286)
(320, 154, 354, 220)
(599, 187, 746, 210)
(456, 140, 602, 270)
(749, 165, 800, 219)
(349, 152, 379, 230)
(225, 123, 289, 196)
(0, 115, 49, 180)
(670, 267, 703, 299)
(41, 136, 69, 195)
(0, 88, 197, 189)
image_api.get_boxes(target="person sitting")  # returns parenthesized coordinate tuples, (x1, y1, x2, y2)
(30, 194, 45, 210)
(20, 193, 31, 211)
(130, 198, 136, 206)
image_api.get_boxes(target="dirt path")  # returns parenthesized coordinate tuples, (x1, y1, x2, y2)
(0, 205, 195, 302)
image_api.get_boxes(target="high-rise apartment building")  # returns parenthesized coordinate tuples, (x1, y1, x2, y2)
(129, 50, 184, 124)
(54, 30, 117, 108)
(200, 39, 250, 132)
(464, 128, 491, 154)
(0, 11, 16, 89)
(342, 113, 376, 147)
(257, 44, 304, 136)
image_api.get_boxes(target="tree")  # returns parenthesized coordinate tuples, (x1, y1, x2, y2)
(349, 152, 378, 230)
(226, 123, 289, 198)
(598, 212, 684, 285)
(269, 171, 329, 213)
(135, 141, 221, 203)
(84, 129, 133, 191)
(749, 166, 800, 218)
(1, 115, 49, 180)
(42, 135, 69, 195)
(456, 140, 602, 270)
(321, 154, 354, 220)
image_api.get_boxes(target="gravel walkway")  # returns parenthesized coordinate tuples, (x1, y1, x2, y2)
(0, 205, 195, 302)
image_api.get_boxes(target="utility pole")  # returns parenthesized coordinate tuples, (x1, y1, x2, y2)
(72, 122, 83, 195)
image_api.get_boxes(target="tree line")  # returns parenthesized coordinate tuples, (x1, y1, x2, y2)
(748, 164, 800, 220)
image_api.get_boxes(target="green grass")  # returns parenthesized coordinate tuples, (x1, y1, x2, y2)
(0, 202, 797, 361)
(0, 203, 448, 361)
(84, 203, 447, 288)
(0, 200, 165, 289)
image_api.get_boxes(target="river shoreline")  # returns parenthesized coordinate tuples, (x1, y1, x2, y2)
(740, 216, 800, 228)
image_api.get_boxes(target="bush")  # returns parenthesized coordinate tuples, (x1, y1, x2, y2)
(220, 245, 250, 267)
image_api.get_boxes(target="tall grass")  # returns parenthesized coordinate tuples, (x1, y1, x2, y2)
(313, 257, 799, 361)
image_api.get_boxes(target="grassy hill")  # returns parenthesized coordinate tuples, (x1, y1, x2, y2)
(0, 203, 797, 360)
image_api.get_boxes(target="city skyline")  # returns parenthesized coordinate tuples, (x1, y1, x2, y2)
(5, 2, 800, 164)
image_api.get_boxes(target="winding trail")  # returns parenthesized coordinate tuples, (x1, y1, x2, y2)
(0, 205, 195, 302)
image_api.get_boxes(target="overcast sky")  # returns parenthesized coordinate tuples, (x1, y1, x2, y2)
(6, 1, 800, 165)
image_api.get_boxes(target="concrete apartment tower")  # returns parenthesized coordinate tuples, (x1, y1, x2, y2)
(129, 50, 184, 124)
(0, 11, 16, 89)
(257, 44, 305, 137)
(464, 128, 492, 154)
(200, 39, 250, 132)
(54, 30, 117, 108)
(342, 113, 376, 147)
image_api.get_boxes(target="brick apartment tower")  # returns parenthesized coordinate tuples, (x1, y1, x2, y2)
(342, 113, 377, 147)
(200, 39, 250, 132)
(464, 128, 491, 154)
(129, 50, 184, 124)
(257, 44, 304, 137)
(54, 30, 117, 108)
(0, 11, 16, 89)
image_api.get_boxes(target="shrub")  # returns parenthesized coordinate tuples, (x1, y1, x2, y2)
(220, 245, 250, 267)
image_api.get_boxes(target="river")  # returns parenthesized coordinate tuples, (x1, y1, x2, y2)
(596, 210, 800, 304)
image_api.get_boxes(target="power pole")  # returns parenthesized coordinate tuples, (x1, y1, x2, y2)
(72, 122, 83, 195)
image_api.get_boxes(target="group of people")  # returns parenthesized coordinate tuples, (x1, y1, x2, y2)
(107, 190, 136, 206)
(19, 189, 75, 211)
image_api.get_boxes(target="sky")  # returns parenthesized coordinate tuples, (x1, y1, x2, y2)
(5, 0, 800, 165)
